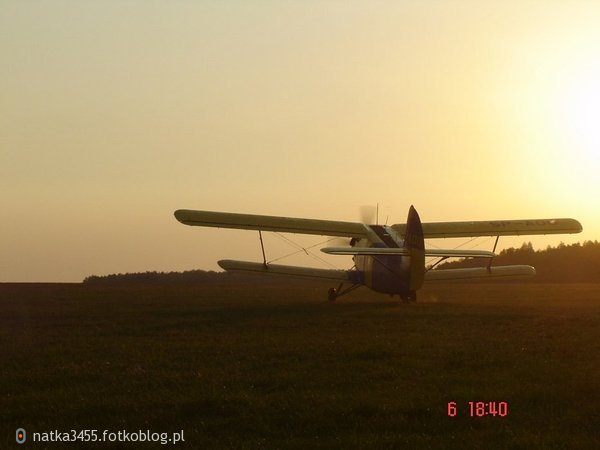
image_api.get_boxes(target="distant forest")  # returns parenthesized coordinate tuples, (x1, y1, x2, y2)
(435, 240, 600, 283)
(83, 241, 600, 284)
(82, 270, 311, 285)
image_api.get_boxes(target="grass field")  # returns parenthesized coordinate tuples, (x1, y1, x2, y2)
(1, 282, 599, 448)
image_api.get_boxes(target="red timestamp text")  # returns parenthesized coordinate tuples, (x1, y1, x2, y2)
(447, 401, 509, 417)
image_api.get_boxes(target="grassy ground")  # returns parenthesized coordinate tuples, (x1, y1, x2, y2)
(1, 282, 599, 449)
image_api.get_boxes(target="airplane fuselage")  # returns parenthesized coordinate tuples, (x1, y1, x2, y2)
(351, 217, 423, 298)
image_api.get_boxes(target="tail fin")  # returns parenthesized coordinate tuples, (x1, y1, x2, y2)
(404, 205, 425, 291)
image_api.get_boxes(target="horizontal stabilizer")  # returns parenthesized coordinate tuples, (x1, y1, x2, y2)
(321, 247, 496, 258)
(425, 265, 535, 282)
(218, 260, 353, 282)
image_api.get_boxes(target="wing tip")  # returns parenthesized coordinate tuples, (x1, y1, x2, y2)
(174, 209, 187, 223)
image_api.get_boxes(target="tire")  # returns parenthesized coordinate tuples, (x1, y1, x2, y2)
(327, 288, 337, 302)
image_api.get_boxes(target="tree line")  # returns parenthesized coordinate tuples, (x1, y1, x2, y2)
(82, 269, 313, 285)
(83, 241, 600, 284)
(435, 240, 600, 282)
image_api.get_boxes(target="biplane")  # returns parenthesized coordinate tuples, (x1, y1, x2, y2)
(174, 206, 582, 302)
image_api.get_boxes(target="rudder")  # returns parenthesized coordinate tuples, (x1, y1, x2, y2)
(404, 205, 425, 291)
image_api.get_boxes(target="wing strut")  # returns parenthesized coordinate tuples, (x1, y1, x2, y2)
(487, 236, 500, 273)
(258, 231, 268, 269)
(426, 256, 449, 272)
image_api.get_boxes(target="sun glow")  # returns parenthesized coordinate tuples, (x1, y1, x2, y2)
(544, 63, 600, 229)
(512, 36, 600, 190)
(556, 63, 600, 165)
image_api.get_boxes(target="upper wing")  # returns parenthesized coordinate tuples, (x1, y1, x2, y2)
(174, 209, 369, 238)
(321, 247, 496, 258)
(392, 218, 582, 238)
(175, 209, 582, 239)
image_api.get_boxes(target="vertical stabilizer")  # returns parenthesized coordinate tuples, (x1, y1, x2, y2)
(404, 205, 425, 291)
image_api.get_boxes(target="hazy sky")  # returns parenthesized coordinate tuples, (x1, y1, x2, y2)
(2, 1, 599, 282)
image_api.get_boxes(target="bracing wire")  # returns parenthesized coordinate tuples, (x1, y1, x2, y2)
(266, 233, 341, 269)
(425, 236, 495, 268)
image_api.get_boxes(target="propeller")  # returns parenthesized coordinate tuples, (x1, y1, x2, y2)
(327, 205, 379, 247)
(359, 204, 378, 225)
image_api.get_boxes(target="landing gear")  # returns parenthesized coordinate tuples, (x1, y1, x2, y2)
(327, 283, 360, 302)
(328, 287, 338, 302)
(400, 291, 417, 303)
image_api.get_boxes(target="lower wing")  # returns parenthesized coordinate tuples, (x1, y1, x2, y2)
(425, 265, 535, 282)
(218, 260, 355, 282)
(218, 260, 534, 284)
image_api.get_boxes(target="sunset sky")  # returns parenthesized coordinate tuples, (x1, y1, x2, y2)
(2, 1, 599, 282)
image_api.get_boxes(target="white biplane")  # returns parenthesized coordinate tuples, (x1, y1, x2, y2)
(174, 206, 582, 302)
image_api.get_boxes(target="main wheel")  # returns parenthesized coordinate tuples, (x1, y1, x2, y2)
(400, 291, 417, 302)
(327, 288, 337, 302)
